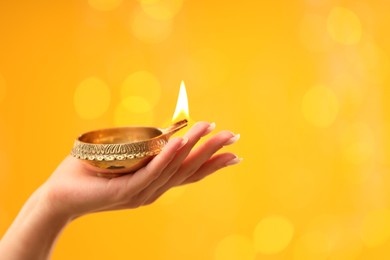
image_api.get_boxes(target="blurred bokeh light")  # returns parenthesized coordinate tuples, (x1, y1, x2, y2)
(74, 77, 111, 119)
(1, 0, 390, 259)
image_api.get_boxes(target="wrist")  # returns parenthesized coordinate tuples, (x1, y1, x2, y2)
(37, 183, 76, 224)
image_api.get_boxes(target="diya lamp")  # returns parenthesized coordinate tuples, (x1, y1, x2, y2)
(71, 81, 189, 178)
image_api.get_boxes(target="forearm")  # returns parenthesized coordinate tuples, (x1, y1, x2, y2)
(0, 187, 70, 260)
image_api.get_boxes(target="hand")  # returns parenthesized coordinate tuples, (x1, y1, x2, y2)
(42, 121, 241, 219)
(0, 122, 241, 260)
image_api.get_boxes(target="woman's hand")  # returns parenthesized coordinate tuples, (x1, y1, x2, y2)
(43, 121, 241, 219)
(0, 122, 241, 260)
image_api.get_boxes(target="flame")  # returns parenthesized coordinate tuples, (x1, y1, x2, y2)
(172, 80, 189, 121)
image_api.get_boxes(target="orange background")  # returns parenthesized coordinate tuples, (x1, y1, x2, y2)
(1, 0, 390, 259)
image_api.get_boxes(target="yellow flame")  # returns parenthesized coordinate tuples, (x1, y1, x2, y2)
(172, 80, 189, 121)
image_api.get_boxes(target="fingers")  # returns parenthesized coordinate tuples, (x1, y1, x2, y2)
(89, 123, 214, 209)
(134, 122, 214, 200)
(140, 130, 240, 204)
(104, 121, 241, 210)
(178, 130, 240, 179)
(143, 137, 188, 174)
(181, 153, 241, 184)
(143, 153, 241, 205)
(112, 121, 213, 195)
(114, 136, 187, 194)
(156, 130, 239, 189)
(173, 121, 216, 167)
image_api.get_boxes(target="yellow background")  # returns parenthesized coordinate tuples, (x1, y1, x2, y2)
(1, 0, 390, 259)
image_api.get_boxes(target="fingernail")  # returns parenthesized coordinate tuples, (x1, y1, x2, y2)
(178, 137, 188, 150)
(225, 157, 243, 166)
(224, 133, 240, 145)
(204, 122, 216, 135)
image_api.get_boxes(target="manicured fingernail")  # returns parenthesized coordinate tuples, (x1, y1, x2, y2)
(204, 122, 216, 135)
(225, 157, 243, 166)
(178, 137, 188, 150)
(225, 133, 240, 145)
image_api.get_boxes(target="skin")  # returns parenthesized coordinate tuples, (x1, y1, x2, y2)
(0, 122, 241, 260)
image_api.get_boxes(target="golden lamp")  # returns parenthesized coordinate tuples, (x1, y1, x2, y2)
(71, 81, 189, 177)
